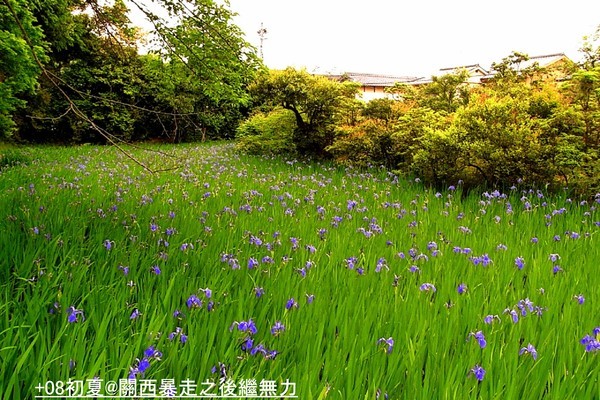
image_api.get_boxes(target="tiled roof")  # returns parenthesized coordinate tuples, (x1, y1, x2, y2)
(328, 72, 423, 87)
(510, 53, 568, 70)
(439, 64, 489, 74)
(323, 53, 570, 88)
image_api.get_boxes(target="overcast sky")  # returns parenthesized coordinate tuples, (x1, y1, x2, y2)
(226, 0, 600, 77)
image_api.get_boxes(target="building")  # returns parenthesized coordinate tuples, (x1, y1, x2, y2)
(322, 53, 573, 101)
(424, 53, 573, 85)
(327, 72, 423, 101)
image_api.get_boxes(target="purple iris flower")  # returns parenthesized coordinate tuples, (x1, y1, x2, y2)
(144, 346, 162, 359)
(517, 298, 534, 316)
(573, 295, 585, 305)
(186, 294, 202, 309)
(285, 298, 299, 310)
(230, 319, 258, 335)
(519, 343, 538, 360)
(375, 258, 388, 273)
(138, 358, 151, 373)
(347, 199, 358, 211)
(262, 256, 274, 264)
(553, 265, 563, 274)
(290, 237, 299, 250)
(580, 327, 600, 352)
(504, 308, 519, 323)
(377, 337, 394, 354)
(180, 243, 193, 251)
(469, 365, 486, 382)
(248, 258, 259, 269)
(514, 257, 525, 270)
(241, 337, 254, 352)
(270, 321, 285, 336)
(168, 327, 182, 341)
(480, 254, 492, 266)
(67, 306, 85, 323)
(345, 257, 358, 270)
(419, 283, 436, 292)
(467, 331, 487, 348)
(254, 287, 264, 298)
(457, 283, 468, 294)
(130, 309, 140, 320)
(249, 235, 262, 246)
(318, 228, 328, 239)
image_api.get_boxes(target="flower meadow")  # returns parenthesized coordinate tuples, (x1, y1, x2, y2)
(0, 143, 598, 399)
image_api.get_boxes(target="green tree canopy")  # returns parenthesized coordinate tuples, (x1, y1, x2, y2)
(249, 67, 359, 155)
(0, 0, 46, 136)
(3, 0, 262, 143)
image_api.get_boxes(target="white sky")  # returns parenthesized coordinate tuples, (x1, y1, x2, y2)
(226, 0, 600, 77)
(127, 0, 600, 78)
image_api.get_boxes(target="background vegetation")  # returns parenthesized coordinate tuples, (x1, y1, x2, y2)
(1, 0, 261, 143)
(1, 0, 599, 193)
(243, 52, 600, 197)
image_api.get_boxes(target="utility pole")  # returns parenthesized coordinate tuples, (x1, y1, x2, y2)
(257, 22, 267, 59)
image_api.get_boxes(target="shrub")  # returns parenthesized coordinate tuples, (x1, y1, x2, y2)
(235, 108, 296, 155)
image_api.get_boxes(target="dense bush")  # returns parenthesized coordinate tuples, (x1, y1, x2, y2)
(235, 108, 296, 155)
(247, 68, 359, 156)
(234, 51, 600, 195)
(329, 68, 598, 195)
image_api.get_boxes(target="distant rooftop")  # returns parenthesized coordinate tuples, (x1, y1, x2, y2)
(321, 53, 571, 89)
(506, 53, 568, 70)
(439, 64, 490, 74)
(328, 72, 423, 87)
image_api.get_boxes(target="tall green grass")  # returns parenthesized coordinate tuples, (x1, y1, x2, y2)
(0, 143, 598, 399)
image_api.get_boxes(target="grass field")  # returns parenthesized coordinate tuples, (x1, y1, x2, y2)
(0, 143, 598, 399)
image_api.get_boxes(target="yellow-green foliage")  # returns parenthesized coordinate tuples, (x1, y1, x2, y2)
(327, 64, 600, 195)
(235, 108, 296, 155)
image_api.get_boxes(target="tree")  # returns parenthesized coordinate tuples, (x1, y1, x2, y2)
(420, 69, 471, 113)
(16, 0, 145, 143)
(0, 0, 46, 137)
(130, 0, 261, 141)
(579, 24, 600, 69)
(5, 0, 261, 144)
(249, 67, 359, 155)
